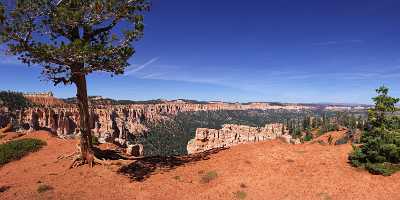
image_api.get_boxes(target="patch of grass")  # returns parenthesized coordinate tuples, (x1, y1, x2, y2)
(234, 190, 247, 199)
(37, 184, 53, 193)
(173, 175, 181, 180)
(200, 171, 218, 183)
(0, 138, 46, 165)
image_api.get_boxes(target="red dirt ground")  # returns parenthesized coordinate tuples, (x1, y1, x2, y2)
(0, 130, 399, 200)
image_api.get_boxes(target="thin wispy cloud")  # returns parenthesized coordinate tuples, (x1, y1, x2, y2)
(131, 63, 257, 92)
(141, 72, 165, 79)
(124, 59, 400, 102)
(127, 63, 231, 85)
(266, 67, 400, 81)
(125, 57, 160, 75)
(132, 65, 267, 96)
(313, 41, 338, 46)
(348, 39, 364, 43)
(341, 71, 400, 80)
(312, 40, 364, 46)
(140, 71, 225, 85)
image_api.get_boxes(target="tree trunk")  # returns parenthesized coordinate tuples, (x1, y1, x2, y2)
(73, 72, 93, 164)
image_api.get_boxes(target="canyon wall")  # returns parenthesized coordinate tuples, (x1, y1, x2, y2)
(187, 123, 293, 154)
(14, 101, 312, 140)
(16, 104, 174, 144)
(2, 96, 310, 151)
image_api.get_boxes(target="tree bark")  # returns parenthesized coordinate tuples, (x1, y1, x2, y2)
(73, 71, 93, 165)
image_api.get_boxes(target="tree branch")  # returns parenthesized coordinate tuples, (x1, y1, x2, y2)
(84, 18, 119, 41)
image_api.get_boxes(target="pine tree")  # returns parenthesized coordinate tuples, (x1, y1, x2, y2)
(0, 0, 150, 166)
(349, 86, 400, 175)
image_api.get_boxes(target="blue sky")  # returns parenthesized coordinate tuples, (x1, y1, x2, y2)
(1, 0, 400, 103)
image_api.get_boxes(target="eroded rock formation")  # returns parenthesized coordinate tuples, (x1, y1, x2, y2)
(14, 101, 312, 140)
(23, 92, 65, 106)
(17, 105, 164, 144)
(1, 96, 311, 155)
(187, 123, 294, 154)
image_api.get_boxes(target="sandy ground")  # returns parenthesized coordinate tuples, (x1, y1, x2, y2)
(0, 130, 399, 200)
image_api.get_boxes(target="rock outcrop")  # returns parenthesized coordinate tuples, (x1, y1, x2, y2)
(279, 134, 301, 145)
(16, 106, 162, 145)
(187, 123, 289, 154)
(23, 92, 65, 106)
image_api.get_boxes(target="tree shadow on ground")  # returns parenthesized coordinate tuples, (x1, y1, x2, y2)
(117, 147, 228, 182)
(93, 146, 127, 160)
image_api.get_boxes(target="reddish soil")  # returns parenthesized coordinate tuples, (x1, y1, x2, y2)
(0, 130, 399, 200)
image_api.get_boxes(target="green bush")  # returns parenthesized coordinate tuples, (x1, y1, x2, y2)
(303, 134, 313, 141)
(91, 136, 99, 145)
(348, 86, 400, 175)
(0, 138, 46, 165)
(349, 146, 365, 167)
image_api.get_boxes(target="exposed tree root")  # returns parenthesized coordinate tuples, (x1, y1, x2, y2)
(67, 150, 135, 169)
(68, 155, 134, 168)
(57, 152, 79, 160)
(100, 152, 146, 160)
(66, 141, 145, 169)
(69, 156, 84, 169)
(93, 156, 134, 166)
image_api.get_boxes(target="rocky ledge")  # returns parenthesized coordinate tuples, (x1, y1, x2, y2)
(187, 123, 299, 154)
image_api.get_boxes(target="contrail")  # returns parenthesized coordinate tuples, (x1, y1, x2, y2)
(125, 57, 159, 75)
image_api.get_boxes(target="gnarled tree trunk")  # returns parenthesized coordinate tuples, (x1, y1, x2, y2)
(73, 70, 93, 165)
